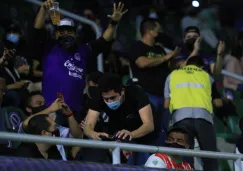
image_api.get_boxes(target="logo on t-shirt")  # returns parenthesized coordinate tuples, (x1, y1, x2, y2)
(152, 159, 159, 165)
(9, 112, 21, 130)
(147, 52, 165, 59)
(64, 59, 83, 79)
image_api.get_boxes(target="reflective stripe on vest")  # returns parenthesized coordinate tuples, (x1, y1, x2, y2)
(169, 65, 213, 114)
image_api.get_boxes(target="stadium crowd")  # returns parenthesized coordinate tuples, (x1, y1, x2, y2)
(0, 0, 243, 171)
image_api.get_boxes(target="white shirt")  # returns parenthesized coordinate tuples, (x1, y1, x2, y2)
(234, 147, 243, 171)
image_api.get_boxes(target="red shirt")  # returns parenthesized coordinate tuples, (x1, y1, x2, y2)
(145, 153, 193, 170)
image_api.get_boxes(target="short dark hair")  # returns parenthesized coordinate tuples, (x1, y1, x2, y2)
(6, 24, 22, 34)
(140, 18, 160, 36)
(98, 73, 123, 94)
(27, 115, 50, 135)
(167, 126, 193, 148)
(25, 91, 42, 108)
(184, 26, 200, 37)
(87, 71, 103, 84)
(186, 56, 205, 68)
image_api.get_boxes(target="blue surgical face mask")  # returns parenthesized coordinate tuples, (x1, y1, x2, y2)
(105, 97, 122, 110)
(7, 34, 19, 44)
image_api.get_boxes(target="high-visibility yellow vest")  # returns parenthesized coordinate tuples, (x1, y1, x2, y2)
(169, 65, 213, 114)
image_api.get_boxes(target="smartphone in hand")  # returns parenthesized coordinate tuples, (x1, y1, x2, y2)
(57, 92, 64, 100)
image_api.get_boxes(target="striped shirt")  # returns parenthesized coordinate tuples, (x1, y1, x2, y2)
(145, 153, 193, 170)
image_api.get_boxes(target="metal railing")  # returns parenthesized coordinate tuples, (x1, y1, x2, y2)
(25, 0, 104, 72)
(0, 132, 242, 169)
(222, 70, 243, 82)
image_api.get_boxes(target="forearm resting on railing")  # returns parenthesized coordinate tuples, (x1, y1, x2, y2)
(34, 6, 46, 29)
(131, 123, 154, 139)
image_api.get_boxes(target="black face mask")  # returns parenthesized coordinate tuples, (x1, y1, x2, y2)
(30, 105, 47, 115)
(87, 86, 100, 100)
(58, 35, 76, 49)
(155, 32, 167, 43)
(166, 142, 186, 149)
(51, 129, 60, 137)
(185, 37, 197, 51)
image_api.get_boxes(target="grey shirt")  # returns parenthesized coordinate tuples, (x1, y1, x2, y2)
(164, 73, 214, 125)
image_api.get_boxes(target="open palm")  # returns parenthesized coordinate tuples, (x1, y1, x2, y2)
(107, 2, 128, 22)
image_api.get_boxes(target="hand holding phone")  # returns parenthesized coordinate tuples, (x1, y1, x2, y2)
(57, 92, 64, 100)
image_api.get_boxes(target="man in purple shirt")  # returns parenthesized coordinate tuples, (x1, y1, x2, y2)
(34, 0, 127, 117)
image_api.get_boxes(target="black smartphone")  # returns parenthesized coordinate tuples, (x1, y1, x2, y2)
(100, 135, 115, 141)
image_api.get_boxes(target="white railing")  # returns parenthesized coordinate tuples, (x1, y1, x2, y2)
(222, 70, 243, 82)
(25, 0, 104, 72)
(0, 132, 242, 169)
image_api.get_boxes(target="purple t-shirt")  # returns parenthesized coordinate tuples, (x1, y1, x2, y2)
(43, 44, 91, 113)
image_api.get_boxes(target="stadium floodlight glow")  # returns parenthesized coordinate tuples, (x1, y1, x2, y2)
(192, 0, 200, 7)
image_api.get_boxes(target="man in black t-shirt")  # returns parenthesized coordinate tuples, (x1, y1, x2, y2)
(84, 73, 154, 145)
(129, 18, 180, 133)
(16, 115, 64, 160)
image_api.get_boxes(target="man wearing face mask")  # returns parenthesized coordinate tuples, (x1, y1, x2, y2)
(16, 114, 82, 160)
(18, 92, 82, 141)
(84, 73, 154, 145)
(145, 126, 193, 170)
(179, 26, 225, 75)
(130, 18, 180, 140)
(34, 0, 128, 119)
(164, 56, 219, 170)
(17, 94, 83, 160)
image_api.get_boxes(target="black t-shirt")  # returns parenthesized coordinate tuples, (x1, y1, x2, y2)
(130, 41, 170, 96)
(16, 143, 62, 160)
(89, 85, 152, 144)
(236, 135, 243, 153)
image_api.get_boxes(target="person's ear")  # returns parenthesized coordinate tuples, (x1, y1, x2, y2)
(26, 107, 32, 114)
(121, 88, 125, 96)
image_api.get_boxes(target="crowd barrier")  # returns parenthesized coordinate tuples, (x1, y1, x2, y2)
(0, 156, 189, 171)
(0, 132, 242, 170)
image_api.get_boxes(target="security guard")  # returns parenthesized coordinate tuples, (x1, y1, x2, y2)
(164, 56, 218, 171)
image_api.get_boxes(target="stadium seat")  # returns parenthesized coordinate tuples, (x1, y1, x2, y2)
(1, 107, 27, 148)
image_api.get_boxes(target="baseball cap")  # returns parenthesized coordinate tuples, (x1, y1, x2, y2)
(57, 18, 75, 30)
(184, 26, 200, 37)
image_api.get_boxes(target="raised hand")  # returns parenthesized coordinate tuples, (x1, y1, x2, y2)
(194, 37, 202, 52)
(217, 41, 225, 56)
(107, 2, 128, 22)
(42, 0, 54, 9)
